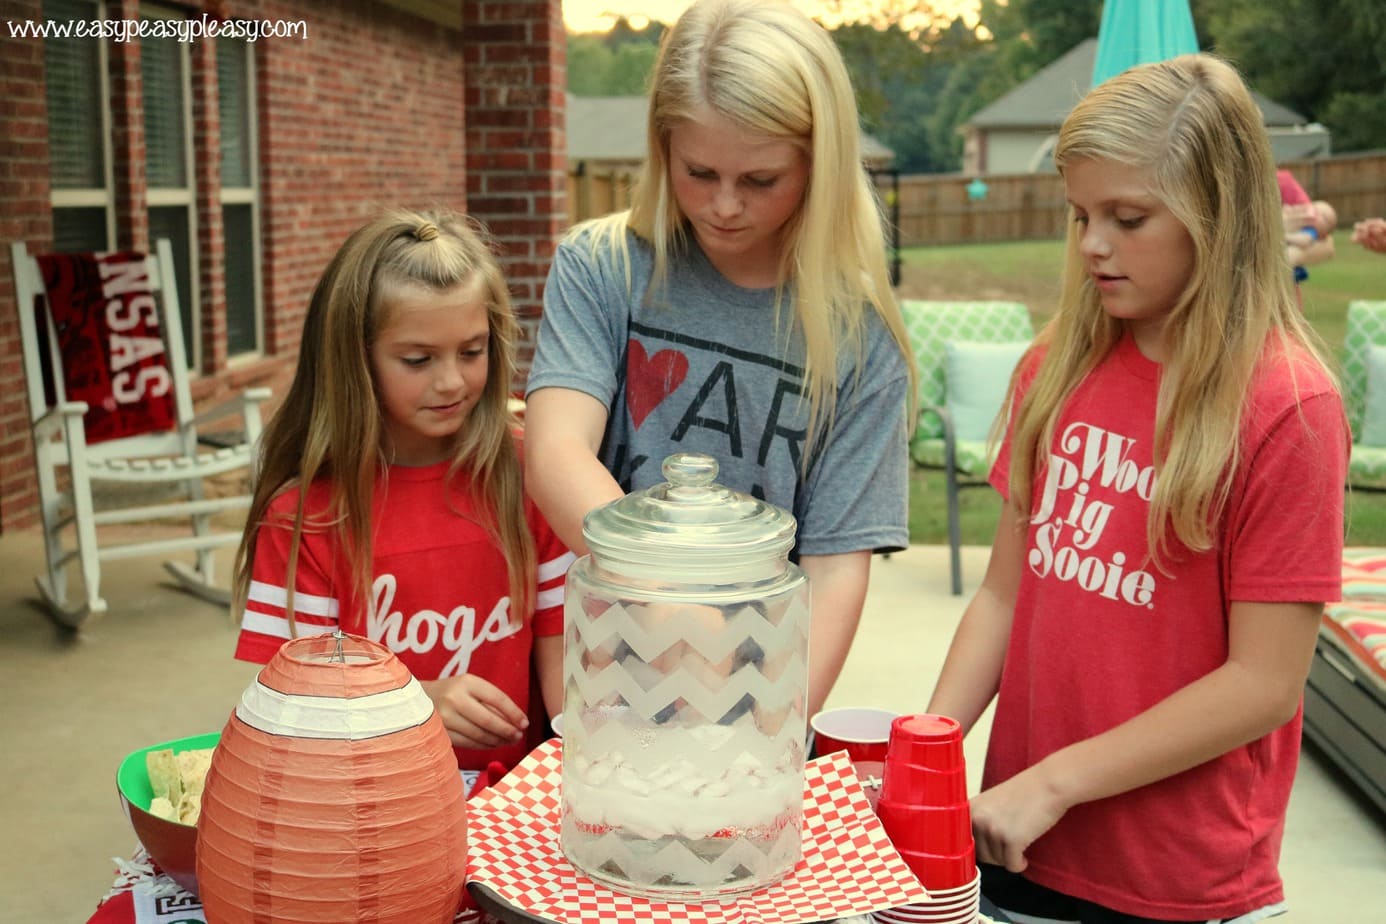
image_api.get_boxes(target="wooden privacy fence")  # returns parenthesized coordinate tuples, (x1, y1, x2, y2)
(567, 165, 638, 228)
(888, 151, 1386, 248)
(566, 151, 1386, 248)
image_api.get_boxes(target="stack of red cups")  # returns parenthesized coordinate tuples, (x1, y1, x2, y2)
(872, 714, 980, 924)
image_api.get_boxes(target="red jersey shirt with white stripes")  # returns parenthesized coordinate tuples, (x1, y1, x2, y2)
(235, 459, 572, 772)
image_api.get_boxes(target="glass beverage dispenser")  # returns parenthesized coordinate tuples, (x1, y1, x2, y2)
(560, 453, 811, 901)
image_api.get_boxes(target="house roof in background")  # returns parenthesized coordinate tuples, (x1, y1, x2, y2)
(965, 38, 1307, 130)
(567, 96, 650, 162)
(566, 95, 896, 166)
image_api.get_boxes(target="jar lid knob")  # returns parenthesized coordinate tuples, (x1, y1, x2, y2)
(662, 452, 718, 487)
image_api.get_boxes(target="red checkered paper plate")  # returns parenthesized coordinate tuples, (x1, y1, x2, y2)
(465, 739, 931, 923)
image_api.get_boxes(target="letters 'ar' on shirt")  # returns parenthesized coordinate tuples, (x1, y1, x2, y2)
(527, 227, 910, 558)
(235, 460, 573, 773)
(986, 333, 1348, 920)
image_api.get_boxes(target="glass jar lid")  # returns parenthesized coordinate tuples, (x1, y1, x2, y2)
(582, 453, 797, 577)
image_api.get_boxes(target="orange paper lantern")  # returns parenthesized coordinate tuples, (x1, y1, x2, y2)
(196, 633, 468, 923)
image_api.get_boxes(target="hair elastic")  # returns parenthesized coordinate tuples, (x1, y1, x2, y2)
(414, 222, 440, 242)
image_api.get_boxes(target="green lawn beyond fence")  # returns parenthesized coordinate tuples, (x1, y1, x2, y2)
(900, 232, 1386, 547)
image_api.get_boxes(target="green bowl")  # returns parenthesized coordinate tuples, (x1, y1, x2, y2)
(116, 731, 221, 895)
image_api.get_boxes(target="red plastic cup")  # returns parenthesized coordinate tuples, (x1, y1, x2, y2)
(886, 714, 964, 770)
(875, 896, 978, 923)
(925, 866, 982, 899)
(811, 707, 898, 762)
(876, 892, 979, 919)
(880, 761, 967, 806)
(897, 843, 977, 891)
(875, 798, 973, 855)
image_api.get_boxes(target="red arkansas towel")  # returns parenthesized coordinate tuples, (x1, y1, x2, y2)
(37, 252, 177, 444)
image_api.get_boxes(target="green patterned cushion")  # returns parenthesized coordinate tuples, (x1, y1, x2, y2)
(909, 436, 996, 476)
(1340, 300, 1386, 437)
(901, 300, 1034, 443)
(1361, 344, 1386, 446)
(1349, 444, 1386, 490)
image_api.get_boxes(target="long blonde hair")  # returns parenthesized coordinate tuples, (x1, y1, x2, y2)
(582, 0, 915, 447)
(232, 208, 535, 632)
(1009, 54, 1333, 563)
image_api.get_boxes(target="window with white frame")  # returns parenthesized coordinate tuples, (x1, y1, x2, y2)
(141, 2, 198, 369)
(218, 35, 262, 357)
(45, 0, 113, 254)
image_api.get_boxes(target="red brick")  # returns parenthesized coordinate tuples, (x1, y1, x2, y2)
(0, 0, 566, 530)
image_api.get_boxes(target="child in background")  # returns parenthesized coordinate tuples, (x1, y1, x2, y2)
(1276, 169, 1335, 283)
(523, 0, 916, 718)
(232, 209, 572, 785)
(1283, 199, 1337, 277)
(928, 55, 1348, 923)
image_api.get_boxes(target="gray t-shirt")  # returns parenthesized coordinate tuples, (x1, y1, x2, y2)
(527, 227, 909, 557)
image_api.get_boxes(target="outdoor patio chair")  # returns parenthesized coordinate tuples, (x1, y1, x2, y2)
(11, 239, 271, 627)
(901, 299, 1034, 595)
(1341, 299, 1386, 490)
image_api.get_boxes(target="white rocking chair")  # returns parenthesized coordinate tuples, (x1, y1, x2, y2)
(11, 239, 271, 627)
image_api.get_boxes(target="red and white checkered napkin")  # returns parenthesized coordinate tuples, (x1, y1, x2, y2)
(465, 739, 931, 924)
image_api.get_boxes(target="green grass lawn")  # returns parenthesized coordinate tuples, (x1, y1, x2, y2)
(899, 232, 1386, 547)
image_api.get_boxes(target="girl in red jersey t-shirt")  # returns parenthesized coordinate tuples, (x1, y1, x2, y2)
(928, 56, 1348, 923)
(231, 209, 571, 781)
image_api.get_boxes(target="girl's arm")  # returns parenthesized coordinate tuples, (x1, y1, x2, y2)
(801, 550, 871, 718)
(523, 386, 624, 555)
(972, 598, 1321, 873)
(926, 501, 1024, 735)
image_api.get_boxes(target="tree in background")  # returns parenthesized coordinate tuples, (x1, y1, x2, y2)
(567, 17, 663, 97)
(564, 0, 1384, 174)
(833, 21, 943, 173)
(1199, 0, 1386, 152)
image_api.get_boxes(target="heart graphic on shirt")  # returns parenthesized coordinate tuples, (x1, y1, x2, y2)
(626, 339, 689, 429)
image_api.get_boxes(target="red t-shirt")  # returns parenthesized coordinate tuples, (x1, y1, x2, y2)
(1277, 169, 1311, 206)
(986, 334, 1347, 919)
(235, 460, 572, 773)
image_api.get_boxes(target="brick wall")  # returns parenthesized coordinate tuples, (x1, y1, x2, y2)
(462, 0, 568, 383)
(0, 0, 567, 531)
(0, 0, 51, 528)
(252, 0, 469, 358)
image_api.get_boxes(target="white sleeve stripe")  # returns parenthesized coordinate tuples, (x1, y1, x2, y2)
(240, 608, 336, 640)
(538, 551, 576, 582)
(239, 609, 294, 640)
(536, 586, 565, 610)
(247, 579, 339, 618)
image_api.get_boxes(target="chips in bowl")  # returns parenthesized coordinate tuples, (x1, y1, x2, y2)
(145, 745, 213, 825)
(117, 731, 220, 894)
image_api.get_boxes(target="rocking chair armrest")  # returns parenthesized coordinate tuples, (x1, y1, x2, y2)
(33, 401, 90, 439)
(186, 387, 273, 429)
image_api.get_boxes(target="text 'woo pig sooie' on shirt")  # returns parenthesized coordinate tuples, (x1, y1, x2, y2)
(1029, 419, 1159, 607)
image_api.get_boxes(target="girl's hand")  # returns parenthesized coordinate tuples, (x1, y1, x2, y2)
(1353, 217, 1386, 254)
(420, 676, 529, 750)
(970, 763, 1071, 873)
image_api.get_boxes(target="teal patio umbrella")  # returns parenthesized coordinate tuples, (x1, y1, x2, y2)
(1091, 0, 1199, 87)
